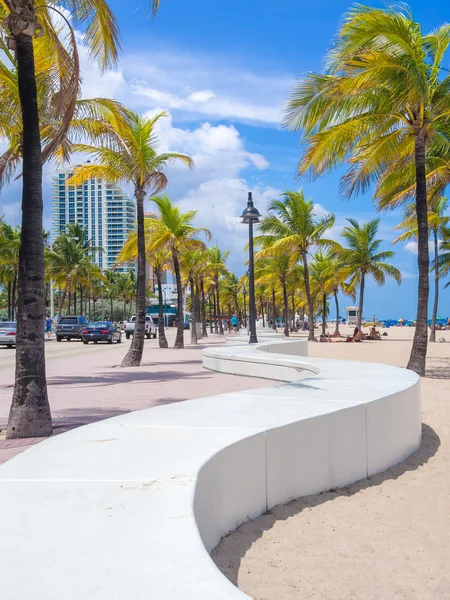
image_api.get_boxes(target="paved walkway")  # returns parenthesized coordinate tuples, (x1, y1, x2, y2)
(0, 330, 269, 464)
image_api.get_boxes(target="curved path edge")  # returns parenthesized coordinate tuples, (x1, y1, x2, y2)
(0, 339, 421, 599)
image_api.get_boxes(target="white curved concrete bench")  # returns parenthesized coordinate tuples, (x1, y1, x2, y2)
(0, 339, 421, 599)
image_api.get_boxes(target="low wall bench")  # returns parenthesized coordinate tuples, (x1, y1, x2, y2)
(0, 339, 421, 599)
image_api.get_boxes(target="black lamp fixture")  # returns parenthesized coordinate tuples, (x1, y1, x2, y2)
(241, 192, 261, 344)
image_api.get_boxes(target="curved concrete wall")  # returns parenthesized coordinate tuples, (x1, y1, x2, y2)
(0, 339, 421, 599)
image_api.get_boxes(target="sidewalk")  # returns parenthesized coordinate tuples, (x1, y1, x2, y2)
(0, 331, 269, 464)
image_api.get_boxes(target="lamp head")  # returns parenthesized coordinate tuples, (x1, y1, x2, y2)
(241, 192, 261, 223)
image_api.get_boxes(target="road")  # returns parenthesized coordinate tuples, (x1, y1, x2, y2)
(0, 330, 269, 464)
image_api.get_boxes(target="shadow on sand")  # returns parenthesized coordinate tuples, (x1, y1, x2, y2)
(212, 422, 440, 586)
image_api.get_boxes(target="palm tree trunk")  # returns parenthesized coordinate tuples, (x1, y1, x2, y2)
(7, 282, 11, 320)
(68, 290, 71, 315)
(322, 293, 327, 336)
(7, 31, 51, 439)
(272, 288, 277, 330)
(123, 299, 126, 323)
(11, 274, 17, 320)
(213, 294, 218, 333)
(407, 133, 429, 374)
(173, 249, 184, 348)
(80, 286, 83, 316)
(122, 190, 146, 366)
(291, 294, 297, 332)
(156, 269, 168, 348)
(334, 290, 340, 336)
(201, 278, 208, 337)
(429, 228, 439, 343)
(261, 296, 265, 328)
(282, 281, 289, 337)
(60, 289, 66, 317)
(302, 252, 315, 341)
(209, 298, 213, 334)
(357, 274, 365, 330)
(217, 281, 223, 334)
(190, 277, 197, 345)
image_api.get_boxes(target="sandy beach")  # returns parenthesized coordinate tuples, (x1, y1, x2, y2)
(213, 325, 450, 600)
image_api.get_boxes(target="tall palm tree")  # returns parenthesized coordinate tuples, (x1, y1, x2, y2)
(254, 254, 301, 337)
(0, 0, 124, 438)
(68, 109, 193, 366)
(284, 5, 450, 374)
(180, 248, 206, 345)
(207, 246, 229, 335)
(0, 222, 21, 320)
(393, 197, 450, 342)
(256, 190, 336, 341)
(146, 195, 211, 349)
(309, 251, 335, 337)
(340, 219, 401, 329)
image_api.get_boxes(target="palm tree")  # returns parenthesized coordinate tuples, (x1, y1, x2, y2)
(309, 251, 335, 337)
(68, 109, 193, 366)
(146, 195, 211, 349)
(46, 234, 103, 315)
(340, 219, 401, 329)
(180, 248, 206, 345)
(207, 246, 229, 335)
(254, 254, 301, 337)
(1, 0, 124, 439)
(393, 197, 450, 342)
(0, 222, 21, 320)
(284, 5, 450, 374)
(256, 190, 336, 341)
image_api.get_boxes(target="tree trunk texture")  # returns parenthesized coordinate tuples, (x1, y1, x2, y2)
(190, 277, 197, 345)
(156, 269, 168, 348)
(122, 191, 147, 366)
(291, 294, 297, 332)
(334, 290, 340, 335)
(407, 132, 429, 375)
(7, 33, 52, 439)
(201, 278, 208, 337)
(302, 252, 315, 341)
(213, 295, 218, 333)
(322, 293, 327, 336)
(357, 273, 365, 331)
(209, 299, 213, 334)
(216, 282, 223, 334)
(173, 250, 184, 348)
(429, 229, 439, 343)
(272, 288, 277, 330)
(282, 281, 289, 337)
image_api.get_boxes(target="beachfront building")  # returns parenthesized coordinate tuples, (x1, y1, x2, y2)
(52, 165, 136, 272)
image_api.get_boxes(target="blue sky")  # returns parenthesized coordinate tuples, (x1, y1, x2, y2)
(1, 0, 449, 319)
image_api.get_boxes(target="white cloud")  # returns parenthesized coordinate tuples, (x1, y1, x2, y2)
(75, 45, 290, 125)
(187, 90, 216, 103)
(404, 241, 435, 255)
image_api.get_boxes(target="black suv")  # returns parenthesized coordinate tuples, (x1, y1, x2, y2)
(56, 316, 90, 342)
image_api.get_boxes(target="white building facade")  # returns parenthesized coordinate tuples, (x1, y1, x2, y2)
(52, 166, 136, 271)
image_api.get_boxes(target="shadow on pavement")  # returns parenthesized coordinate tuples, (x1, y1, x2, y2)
(47, 370, 211, 388)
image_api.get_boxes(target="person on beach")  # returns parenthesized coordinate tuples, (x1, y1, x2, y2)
(231, 314, 238, 332)
(368, 326, 381, 340)
(346, 327, 365, 342)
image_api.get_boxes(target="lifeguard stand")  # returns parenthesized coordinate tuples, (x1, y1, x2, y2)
(345, 306, 359, 325)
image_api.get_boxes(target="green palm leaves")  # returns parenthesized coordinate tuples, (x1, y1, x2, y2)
(256, 189, 336, 340)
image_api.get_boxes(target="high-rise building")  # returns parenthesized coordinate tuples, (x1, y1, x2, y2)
(52, 166, 136, 271)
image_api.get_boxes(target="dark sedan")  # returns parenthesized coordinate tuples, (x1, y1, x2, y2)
(81, 322, 122, 345)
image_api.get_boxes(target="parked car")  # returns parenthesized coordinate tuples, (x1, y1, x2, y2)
(82, 321, 122, 345)
(0, 321, 16, 347)
(56, 316, 90, 341)
(124, 315, 156, 339)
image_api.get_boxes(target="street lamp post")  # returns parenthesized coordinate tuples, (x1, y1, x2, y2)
(241, 192, 261, 344)
(242, 285, 247, 328)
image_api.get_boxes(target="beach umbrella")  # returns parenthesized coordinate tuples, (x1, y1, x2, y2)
(398, 318, 404, 322)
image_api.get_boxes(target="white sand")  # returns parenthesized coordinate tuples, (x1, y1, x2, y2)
(213, 326, 450, 600)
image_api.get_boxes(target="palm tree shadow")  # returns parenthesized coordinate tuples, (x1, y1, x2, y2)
(212, 423, 440, 586)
